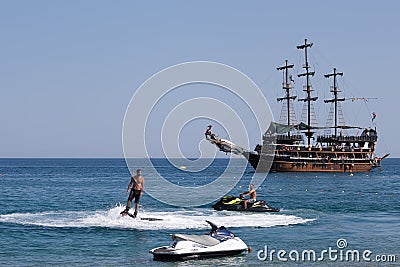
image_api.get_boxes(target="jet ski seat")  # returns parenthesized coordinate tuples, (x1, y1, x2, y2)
(171, 234, 221, 246)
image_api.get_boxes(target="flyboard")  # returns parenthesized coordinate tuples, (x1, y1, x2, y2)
(120, 210, 163, 221)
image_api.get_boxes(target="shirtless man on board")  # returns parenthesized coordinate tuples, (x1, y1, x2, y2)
(121, 169, 144, 218)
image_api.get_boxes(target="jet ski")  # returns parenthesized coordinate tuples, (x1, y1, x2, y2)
(212, 195, 279, 212)
(149, 220, 248, 261)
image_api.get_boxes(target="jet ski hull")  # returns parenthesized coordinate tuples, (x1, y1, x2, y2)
(212, 203, 279, 212)
(151, 246, 247, 261)
(212, 196, 279, 212)
(150, 221, 248, 261)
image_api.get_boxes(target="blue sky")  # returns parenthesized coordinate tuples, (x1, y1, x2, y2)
(0, 1, 398, 157)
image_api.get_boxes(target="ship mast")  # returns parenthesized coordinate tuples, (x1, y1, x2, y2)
(297, 39, 318, 146)
(324, 68, 344, 137)
(277, 60, 296, 137)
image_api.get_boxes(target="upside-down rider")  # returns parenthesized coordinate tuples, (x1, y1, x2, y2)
(121, 169, 144, 218)
(205, 125, 217, 140)
(240, 183, 256, 209)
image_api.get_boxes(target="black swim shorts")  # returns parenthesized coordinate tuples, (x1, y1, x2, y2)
(128, 189, 142, 203)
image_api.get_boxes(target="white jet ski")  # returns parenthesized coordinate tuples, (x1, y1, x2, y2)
(149, 220, 248, 261)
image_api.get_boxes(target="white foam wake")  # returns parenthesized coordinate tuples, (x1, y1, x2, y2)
(0, 205, 315, 230)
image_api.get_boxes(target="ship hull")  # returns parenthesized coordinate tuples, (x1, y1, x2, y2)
(243, 152, 373, 173)
(270, 160, 372, 172)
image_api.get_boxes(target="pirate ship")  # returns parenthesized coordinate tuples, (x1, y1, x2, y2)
(207, 39, 389, 172)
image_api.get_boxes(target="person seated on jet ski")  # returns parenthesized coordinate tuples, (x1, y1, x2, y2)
(240, 183, 257, 209)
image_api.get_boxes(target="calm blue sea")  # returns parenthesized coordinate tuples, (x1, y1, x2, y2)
(0, 158, 399, 266)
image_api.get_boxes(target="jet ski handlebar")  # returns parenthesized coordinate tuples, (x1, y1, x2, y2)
(205, 220, 218, 232)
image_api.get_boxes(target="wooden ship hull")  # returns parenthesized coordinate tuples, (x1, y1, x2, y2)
(243, 151, 374, 173)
